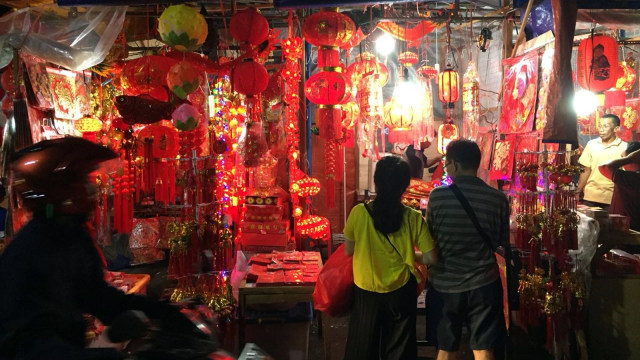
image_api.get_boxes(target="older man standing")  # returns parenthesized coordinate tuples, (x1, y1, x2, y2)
(577, 114, 627, 211)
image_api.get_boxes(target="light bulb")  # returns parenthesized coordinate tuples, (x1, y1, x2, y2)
(573, 89, 599, 117)
(375, 34, 396, 56)
(393, 81, 422, 107)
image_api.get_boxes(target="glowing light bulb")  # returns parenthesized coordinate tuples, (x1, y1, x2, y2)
(376, 34, 396, 56)
(573, 89, 598, 117)
(393, 81, 422, 107)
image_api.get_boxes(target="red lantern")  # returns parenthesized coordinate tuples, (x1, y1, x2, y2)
(437, 122, 459, 155)
(417, 65, 438, 80)
(348, 56, 389, 87)
(438, 68, 459, 106)
(121, 56, 177, 96)
(304, 71, 351, 105)
(231, 60, 269, 97)
(577, 35, 619, 92)
(302, 11, 356, 48)
(398, 51, 419, 68)
(230, 8, 270, 45)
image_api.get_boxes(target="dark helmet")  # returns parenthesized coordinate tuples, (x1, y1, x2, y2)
(10, 137, 118, 216)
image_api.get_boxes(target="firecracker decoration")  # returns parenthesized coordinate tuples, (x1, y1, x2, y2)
(112, 150, 134, 235)
(281, 36, 304, 229)
(296, 214, 330, 241)
(462, 61, 480, 141)
(158, 4, 208, 52)
(167, 220, 198, 278)
(136, 124, 179, 206)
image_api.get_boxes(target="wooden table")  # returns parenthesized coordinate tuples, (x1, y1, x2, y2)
(237, 253, 323, 348)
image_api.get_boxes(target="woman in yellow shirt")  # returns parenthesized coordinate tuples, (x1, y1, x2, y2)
(344, 155, 437, 360)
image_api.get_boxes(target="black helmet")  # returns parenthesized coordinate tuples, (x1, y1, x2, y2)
(10, 137, 117, 216)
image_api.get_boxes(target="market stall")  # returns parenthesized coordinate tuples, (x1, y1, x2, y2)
(0, 0, 640, 359)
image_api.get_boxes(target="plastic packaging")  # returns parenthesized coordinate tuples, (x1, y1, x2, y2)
(312, 244, 353, 317)
(0, 5, 127, 71)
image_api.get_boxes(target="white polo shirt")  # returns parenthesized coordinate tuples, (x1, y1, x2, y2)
(579, 137, 627, 204)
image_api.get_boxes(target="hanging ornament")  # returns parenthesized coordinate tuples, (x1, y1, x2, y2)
(230, 7, 269, 46)
(348, 52, 390, 86)
(171, 103, 202, 131)
(576, 34, 619, 93)
(158, 4, 208, 52)
(302, 11, 356, 48)
(290, 176, 321, 197)
(398, 51, 419, 68)
(296, 214, 330, 240)
(438, 67, 460, 107)
(615, 61, 636, 91)
(121, 56, 177, 97)
(166, 61, 202, 99)
(231, 60, 269, 97)
(462, 61, 480, 141)
(417, 65, 438, 80)
(437, 122, 459, 155)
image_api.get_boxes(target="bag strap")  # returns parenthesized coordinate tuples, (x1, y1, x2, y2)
(363, 202, 403, 260)
(448, 183, 495, 252)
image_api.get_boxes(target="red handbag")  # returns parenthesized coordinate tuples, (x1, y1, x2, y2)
(312, 244, 353, 317)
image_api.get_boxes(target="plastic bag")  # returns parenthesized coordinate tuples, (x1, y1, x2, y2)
(312, 244, 353, 317)
(0, 5, 126, 71)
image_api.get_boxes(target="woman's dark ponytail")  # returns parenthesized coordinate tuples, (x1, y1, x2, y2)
(371, 156, 411, 234)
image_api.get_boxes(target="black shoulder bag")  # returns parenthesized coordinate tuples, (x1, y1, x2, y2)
(448, 184, 520, 326)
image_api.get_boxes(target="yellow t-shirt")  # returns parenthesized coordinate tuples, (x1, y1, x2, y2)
(579, 137, 627, 204)
(343, 203, 435, 293)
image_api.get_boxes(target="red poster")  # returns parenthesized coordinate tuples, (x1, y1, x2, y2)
(477, 132, 496, 171)
(490, 135, 516, 181)
(499, 52, 539, 134)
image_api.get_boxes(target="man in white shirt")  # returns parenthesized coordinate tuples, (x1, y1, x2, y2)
(577, 114, 627, 211)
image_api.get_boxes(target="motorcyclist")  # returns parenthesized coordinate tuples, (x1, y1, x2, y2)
(0, 137, 203, 360)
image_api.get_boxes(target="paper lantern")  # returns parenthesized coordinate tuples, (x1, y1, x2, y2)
(171, 103, 202, 131)
(166, 61, 202, 99)
(291, 176, 321, 197)
(341, 101, 359, 130)
(348, 54, 389, 87)
(438, 68, 459, 107)
(437, 122, 459, 155)
(158, 4, 208, 52)
(302, 11, 355, 48)
(121, 56, 177, 96)
(296, 214, 330, 240)
(577, 35, 619, 92)
(398, 51, 419, 68)
(137, 124, 179, 158)
(230, 7, 269, 45)
(304, 71, 351, 105)
(231, 60, 269, 97)
(417, 65, 438, 80)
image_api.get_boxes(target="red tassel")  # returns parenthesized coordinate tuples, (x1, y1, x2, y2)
(546, 315, 554, 351)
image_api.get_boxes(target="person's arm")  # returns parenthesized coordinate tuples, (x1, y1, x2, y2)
(599, 149, 640, 180)
(344, 239, 355, 256)
(425, 155, 442, 169)
(576, 167, 590, 195)
(414, 249, 437, 265)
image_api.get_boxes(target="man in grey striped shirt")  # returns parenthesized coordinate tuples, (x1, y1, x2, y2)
(427, 140, 508, 360)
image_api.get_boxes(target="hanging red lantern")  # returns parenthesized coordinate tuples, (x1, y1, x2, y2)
(438, 68, 459, 107)
(437, 122, 459, 155)
(302, 11, 355, 48)
(577, 35, 619, 92)
(290, 176, 321, 197)
(398, 51, 419, 68)
(304, 71, 351, 105)
(348, 53, 389, 87)
(121, 56, 177, 96)
(231, 60, 269, 97)
(417, 65, 438, 80)
(230, 7, 270, 46)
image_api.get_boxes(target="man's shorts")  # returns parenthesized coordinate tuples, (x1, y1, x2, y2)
(430, 280, 504, 351)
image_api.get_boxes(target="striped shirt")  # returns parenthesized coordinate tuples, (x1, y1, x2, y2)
(427, 176, 509, 293)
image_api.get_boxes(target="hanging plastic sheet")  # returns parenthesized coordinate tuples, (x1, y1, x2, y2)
(0, 5, 127, 71)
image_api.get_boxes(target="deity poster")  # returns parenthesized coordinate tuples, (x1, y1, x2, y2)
(499, 52, 539, 134)
(490, 135, 516, 181)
